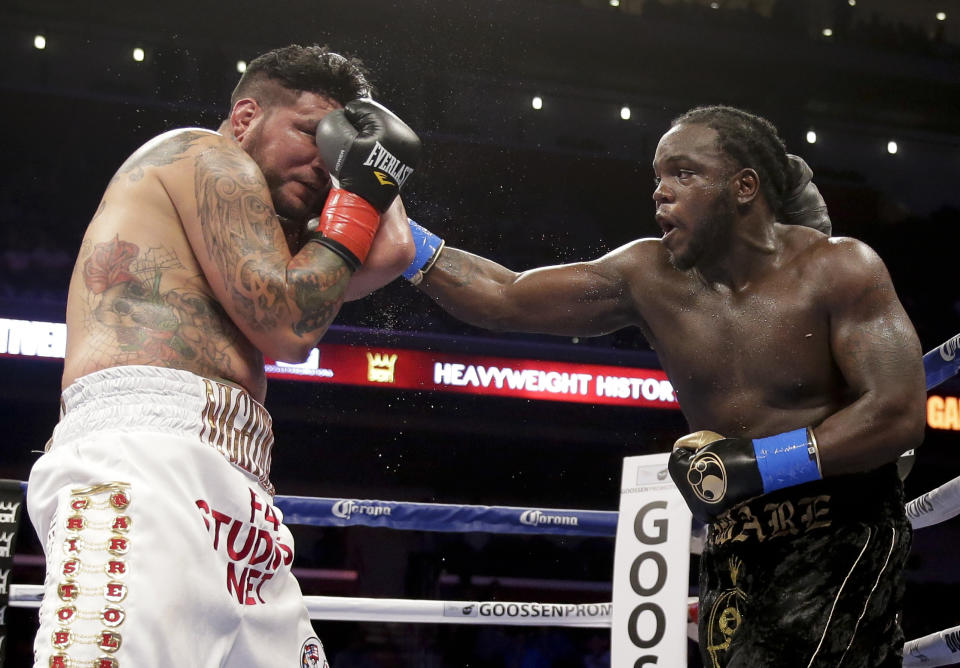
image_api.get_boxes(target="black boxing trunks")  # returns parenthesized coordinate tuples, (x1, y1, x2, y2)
(698, 463, 910, 668)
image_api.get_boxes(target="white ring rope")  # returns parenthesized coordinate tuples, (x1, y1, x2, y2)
(903, 624, 960, 667)
(8, 584, 610, 628)
(905, 475, 960, 529)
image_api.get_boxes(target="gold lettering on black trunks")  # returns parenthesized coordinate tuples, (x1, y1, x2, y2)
(706, 556, 747, 668)
(710, 494, 831, 546)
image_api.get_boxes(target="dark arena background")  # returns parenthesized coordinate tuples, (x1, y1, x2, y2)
(2, 0, 959, 666)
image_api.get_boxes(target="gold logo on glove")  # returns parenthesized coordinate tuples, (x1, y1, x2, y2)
(374, 171, 396, 187)
(688, 451, 727, 504)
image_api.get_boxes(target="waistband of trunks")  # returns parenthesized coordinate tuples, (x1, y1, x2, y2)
(52, 365, 275, 495)
(707, 463, 905, 548)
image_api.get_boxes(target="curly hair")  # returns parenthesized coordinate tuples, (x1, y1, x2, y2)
(230, 44, 372, 111)
(671, 105, 790, 213)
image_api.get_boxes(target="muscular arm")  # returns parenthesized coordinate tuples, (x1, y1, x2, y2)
(343, 197, 415, 301)
(417, 241, 649, 337)
(175, 134, 354, 362)
(813, 238, 926, 474)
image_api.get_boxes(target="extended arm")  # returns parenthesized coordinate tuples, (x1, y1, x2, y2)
(417, 241, 643, 337)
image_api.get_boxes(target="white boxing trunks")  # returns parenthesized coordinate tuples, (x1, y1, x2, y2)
(27, 365, 328, 668)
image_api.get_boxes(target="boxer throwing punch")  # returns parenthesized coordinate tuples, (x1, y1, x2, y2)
(404, 106, 925, 666)
(28, 45, 420, 667)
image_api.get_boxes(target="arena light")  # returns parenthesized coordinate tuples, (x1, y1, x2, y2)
(822, 27, 834, 37)
(848, 0, 856, 6)
(936, 12, 946, 21)
(132, 47, 145, 62)
(887, 140, 899, 154)
(531, 96, 543, 110)
(33, 34, 46, 50)
(709, 2, 720, 9)
(805, 130, 817, 144)
(236, 60, 247, 73)
(620, 106, 631, 121)
(609, 0, 620, 7)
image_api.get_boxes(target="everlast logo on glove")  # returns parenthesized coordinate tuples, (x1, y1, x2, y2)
(311, 98, 422, 270)
(362, 141, 414, 188)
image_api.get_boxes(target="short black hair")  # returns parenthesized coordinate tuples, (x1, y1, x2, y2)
(671, 105, 790, 213)
(230, 44, 372, 110)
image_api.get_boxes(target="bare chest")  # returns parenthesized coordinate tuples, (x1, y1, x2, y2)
(646, 283, 839, 432)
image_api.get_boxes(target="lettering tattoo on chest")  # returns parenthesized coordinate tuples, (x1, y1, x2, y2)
(78, 235, 242, 375)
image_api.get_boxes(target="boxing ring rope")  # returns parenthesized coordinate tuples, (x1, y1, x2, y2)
(8, 333, 960, 658)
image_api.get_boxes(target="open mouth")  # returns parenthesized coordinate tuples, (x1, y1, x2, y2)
(656, 213, 678, 239)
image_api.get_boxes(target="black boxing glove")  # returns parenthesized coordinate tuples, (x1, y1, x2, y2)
(782, 154, 832, 236)
(311, 99, 422, 269)
(668, 427, 822, 523)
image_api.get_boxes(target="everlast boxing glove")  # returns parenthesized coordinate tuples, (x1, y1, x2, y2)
(782, 154, 832, 236)
(311, 99, 422, 270)
(668, 427, 822, 523)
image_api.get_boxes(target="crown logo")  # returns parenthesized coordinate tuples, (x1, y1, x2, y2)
(0, 501, 20, 524)
(0, 532, 14, 558)
(366, 352, 398, 383)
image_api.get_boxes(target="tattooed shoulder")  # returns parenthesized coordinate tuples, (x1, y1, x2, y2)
(110, 129, 216, 185)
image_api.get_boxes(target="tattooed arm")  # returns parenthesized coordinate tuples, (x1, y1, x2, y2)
(417, 241, 651, 337)
(811, 238, 926, 474)
(172, 133, 354, 362)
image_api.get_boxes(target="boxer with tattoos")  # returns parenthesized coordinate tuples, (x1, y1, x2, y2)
(28, 44, 420, 667)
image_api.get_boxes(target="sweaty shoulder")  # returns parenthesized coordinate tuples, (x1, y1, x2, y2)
(790, 231, 892, 305)
(591, 237, 684, 323)
(595, 237, 671, 275)
(802, 233, 885, 279)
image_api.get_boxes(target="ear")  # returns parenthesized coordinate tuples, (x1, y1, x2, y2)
(732, 168, 760, 205)
(230, 98, 261, 143)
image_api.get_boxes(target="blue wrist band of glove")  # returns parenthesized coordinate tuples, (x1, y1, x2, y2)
(403, 218, 444, 284)
(752, 427, 822, 494)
